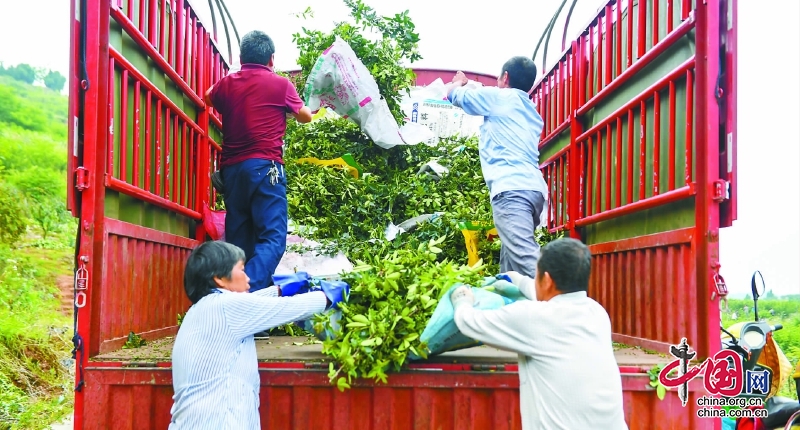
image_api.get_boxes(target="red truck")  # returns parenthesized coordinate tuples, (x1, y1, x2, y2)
(66, 0, 737, 428)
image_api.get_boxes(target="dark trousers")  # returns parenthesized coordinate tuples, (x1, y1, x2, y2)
(491, 190, 546, 279)
(221, 158, 287, 292)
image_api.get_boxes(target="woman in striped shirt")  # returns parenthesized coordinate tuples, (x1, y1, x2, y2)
(168, 240, 347, 429)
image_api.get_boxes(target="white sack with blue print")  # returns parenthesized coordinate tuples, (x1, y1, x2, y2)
(303, 37, 434, 149)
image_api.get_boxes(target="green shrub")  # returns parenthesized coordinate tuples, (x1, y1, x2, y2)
(0, 181, 27, 246)
(5, 167, 70, 240)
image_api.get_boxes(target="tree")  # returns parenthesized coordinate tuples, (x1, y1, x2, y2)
(6, 63, 35, 85)
(43, 70, 66, 92)
(6, 167, 68, 240)
(764, 289, 776, 299)
(291, 0, 422, 123)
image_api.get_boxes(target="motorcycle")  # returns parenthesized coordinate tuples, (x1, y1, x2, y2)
(719, 271, 800, 430)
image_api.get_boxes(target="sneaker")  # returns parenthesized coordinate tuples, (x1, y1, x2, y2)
(211, 170, 224, 194)
(253, 331, 270, 340)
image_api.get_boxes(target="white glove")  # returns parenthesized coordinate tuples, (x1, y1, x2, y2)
(450, 285, 475, 310)
(504, 271, 537, 300)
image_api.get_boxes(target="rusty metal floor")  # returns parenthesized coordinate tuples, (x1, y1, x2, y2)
(93, 335, 669, 367)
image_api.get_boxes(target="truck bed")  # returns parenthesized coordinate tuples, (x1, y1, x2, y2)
(92, 335, 669, 368)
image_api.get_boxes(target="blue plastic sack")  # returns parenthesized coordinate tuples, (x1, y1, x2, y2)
(408, 282, 515, 360)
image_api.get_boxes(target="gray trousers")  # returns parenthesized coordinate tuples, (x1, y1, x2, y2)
(491, 190, 546, 279)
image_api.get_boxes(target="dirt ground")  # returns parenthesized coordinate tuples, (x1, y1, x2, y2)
(56, 274, 73, 317)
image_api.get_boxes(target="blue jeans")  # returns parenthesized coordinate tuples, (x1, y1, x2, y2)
(221, 159, 287, 292)
(491, 190, 546, 279)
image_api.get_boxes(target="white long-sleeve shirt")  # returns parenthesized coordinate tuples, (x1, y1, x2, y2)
(453, 289, 628, 430)
(169, 287, 327, 430)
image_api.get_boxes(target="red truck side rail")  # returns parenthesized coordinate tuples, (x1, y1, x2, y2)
(533, 0, 736, 362)
(67, 0, 736, 428)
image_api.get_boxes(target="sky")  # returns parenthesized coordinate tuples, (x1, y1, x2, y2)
(0, 0, 798, 296)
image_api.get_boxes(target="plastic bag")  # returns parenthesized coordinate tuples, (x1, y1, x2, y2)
(400, 78, 485, 145)
(303, 37, 434, 149)
(408, 283, 516, 360)
(202, 205, 226, 241)
(275, 234, 354, 280)
(298, 309, 341, 341)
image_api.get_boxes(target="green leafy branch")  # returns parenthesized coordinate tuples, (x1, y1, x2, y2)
(647, 363, 670, 400)
(313, 237, 486, 390)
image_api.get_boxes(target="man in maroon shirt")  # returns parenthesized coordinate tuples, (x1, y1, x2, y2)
(205, 30, 312, 296)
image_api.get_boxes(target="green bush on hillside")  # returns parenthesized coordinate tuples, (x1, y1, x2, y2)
(0, 75, 69, 139)
(0, 125, 67, 173)
(0, 181, 28, 246)
(6, 167, 70, 241)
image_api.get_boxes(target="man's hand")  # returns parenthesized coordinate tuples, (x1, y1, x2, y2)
(450, 285, 475, 309)
(500, 271, 536, 300)
(490, 279, 525, 301)
(451, 71, 468, 87)
(445, 71, 469, 100)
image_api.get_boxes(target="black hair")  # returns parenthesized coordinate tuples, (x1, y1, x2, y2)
(239, 30, 275, 66)
(183, 240, 246, 304)
(501, 56, 538, 92)
(536, 238, 592, 294)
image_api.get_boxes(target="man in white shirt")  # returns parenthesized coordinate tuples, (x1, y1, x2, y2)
(450, 237, 628, 430)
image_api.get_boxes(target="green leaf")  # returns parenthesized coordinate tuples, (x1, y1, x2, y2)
(336, 377, 351, 392)
(656, 384, 666, 400)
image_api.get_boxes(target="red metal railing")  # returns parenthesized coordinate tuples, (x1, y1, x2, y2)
(532, 0, 731, 361)
(532, 51, 575, 145)
(537, 0, 699, 231)
(106, 48, 204, 219)
(533, 0, 697, 149)
(540, 149, 569, 231)
(577, 0, 695, 109)
(575, 57, 696, 226)
(107, 0, 229, 219)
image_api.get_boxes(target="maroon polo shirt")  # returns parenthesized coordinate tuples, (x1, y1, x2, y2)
(209, 64, 304, 167)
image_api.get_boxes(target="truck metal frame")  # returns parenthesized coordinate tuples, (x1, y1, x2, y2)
(66, 0, 737, 428)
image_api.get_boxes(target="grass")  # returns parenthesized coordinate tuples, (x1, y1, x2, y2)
(0, 225, 76, 430)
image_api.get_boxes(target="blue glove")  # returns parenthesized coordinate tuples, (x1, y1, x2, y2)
(273, 272, 312, 297)
(496, 273, 512, 283)
(316, 280, 350, 309)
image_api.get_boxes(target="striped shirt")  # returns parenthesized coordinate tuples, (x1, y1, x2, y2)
(169, 286, 327, 429)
